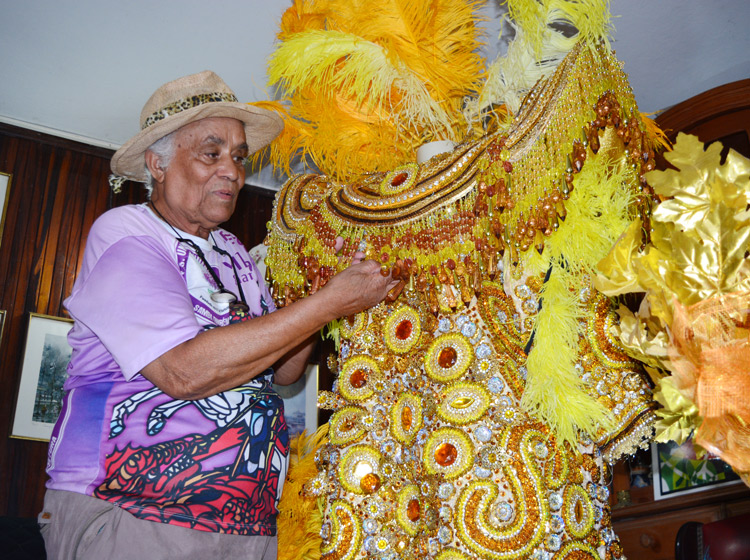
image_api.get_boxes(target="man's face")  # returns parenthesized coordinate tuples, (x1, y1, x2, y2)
(153, 117, 249, 238)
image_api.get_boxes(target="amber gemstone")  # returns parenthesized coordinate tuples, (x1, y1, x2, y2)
(360, 473, 381, 494)
(391, 172, 408, 187)
(438, 347, 458, 368)
(342, 415, 356, 431)
(407, 498, 421, 521)
(395, 319, 413, 340)
(574, 500, 584, 522)
(401, 406, 413, 430)
(350, 369, 368, 388)
(435, 443, 458, 466)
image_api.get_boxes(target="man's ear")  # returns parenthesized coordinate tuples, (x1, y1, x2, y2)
(144, 150, 166, 183)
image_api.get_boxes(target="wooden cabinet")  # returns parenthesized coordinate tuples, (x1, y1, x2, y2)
(609, 457, 750, 560)
(615, 504, 722, 560)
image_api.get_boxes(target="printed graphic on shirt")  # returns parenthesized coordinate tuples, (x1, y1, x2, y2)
(94, 380, 288, 535)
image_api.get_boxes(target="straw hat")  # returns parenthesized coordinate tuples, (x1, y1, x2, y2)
(110, 70, 283, 183)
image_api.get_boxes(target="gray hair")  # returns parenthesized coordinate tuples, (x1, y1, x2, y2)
(143, 130, 178, 197)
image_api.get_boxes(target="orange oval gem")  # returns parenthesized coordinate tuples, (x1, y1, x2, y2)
(435, 442, 458, 466)
(401, 405, 413, 431)
(391, 172, 408, 187)
(407, 498, 421, 521)
(350, 369, 368, 388)
(574, 500, 584, 522)
(395, 319, 413, 340)
(438, 347, 458, 368)
(360, 473, 381, 494)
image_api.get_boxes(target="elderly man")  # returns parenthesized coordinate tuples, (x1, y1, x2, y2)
(39, 71, 397, 559)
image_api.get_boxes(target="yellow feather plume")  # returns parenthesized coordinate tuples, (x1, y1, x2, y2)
(257, 0, 486, 182)
(640, 111, 672, 152)
(466, 0, 613, 124)
(276, 425, 329, 560)
(522, 154, 638, 443)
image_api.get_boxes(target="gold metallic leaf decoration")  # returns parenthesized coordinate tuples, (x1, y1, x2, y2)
(595, 132, 750, 485)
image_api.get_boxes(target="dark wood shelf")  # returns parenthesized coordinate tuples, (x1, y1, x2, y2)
(612, 482, 750, 521)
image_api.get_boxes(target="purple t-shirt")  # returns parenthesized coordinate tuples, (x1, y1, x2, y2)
(45, 204, 288, 536)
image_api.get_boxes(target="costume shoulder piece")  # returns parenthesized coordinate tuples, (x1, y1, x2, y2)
(267, 41, 657, 450)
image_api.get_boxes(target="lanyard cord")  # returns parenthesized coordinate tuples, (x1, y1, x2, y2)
(148, 203, 247, 306)
(210, 241, 248, 305)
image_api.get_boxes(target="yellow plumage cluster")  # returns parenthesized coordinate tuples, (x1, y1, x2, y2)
(251, 0, 486, 182)
(276, 425, 329, 560)
(523, 155, 639, 443)
(249, 0, 620, 184)
(467, 0, 612, 123)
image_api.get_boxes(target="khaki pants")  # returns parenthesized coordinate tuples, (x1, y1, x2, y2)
(39, 490, 277, 560)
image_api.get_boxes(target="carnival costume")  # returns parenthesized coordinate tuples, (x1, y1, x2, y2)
(258, 1, 669, 558)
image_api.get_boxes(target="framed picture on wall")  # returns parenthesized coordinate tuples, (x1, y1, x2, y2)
(0, 172, 11, 248)
(11, 313, 73, 441)
(273, 363, 318, 438)
(0, 309, 6, 349)
(652, 439, 742, 500)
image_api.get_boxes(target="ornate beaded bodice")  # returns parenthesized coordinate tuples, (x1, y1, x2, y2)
(307, 283, 652, 560)
(267, 43, 657, 560)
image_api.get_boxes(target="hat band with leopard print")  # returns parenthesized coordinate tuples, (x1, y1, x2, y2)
(141, 92, 239, 129)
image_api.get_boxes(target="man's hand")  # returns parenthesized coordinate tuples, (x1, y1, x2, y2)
(320, 259, 400, 318)
(334, 236, 365, 265)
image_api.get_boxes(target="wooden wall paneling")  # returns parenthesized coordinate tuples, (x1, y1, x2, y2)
(0, 123, 116, 518)
(1, 134, 51, 518)
(656, 78, 750, 164)
(223, 184, 277, 249)
(656, 78, 750, 142)
(58, 156, 88, 309)
(52, 151, 89, 314)
(35, 147, 69, 315)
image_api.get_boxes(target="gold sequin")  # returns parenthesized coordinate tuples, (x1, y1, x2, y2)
(395, 484, 422, 536)
(329, 406, 368, 446)
(339, 356, 381, 402)
(338, 445, 382, 495)
(390, 393, 424, 444)
(437, 382, 491, 425)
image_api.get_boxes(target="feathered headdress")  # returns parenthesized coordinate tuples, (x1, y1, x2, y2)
(250, 0, 487, 182)
(249, 0, 650, 183)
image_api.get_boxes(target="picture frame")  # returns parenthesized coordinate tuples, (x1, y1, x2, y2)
(652, 439, 742, 500)
(274, 363, 319, 438)
(11, 313, 74, 441)
(0, 172, 11, 249)
(0, 309, 6, 349)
